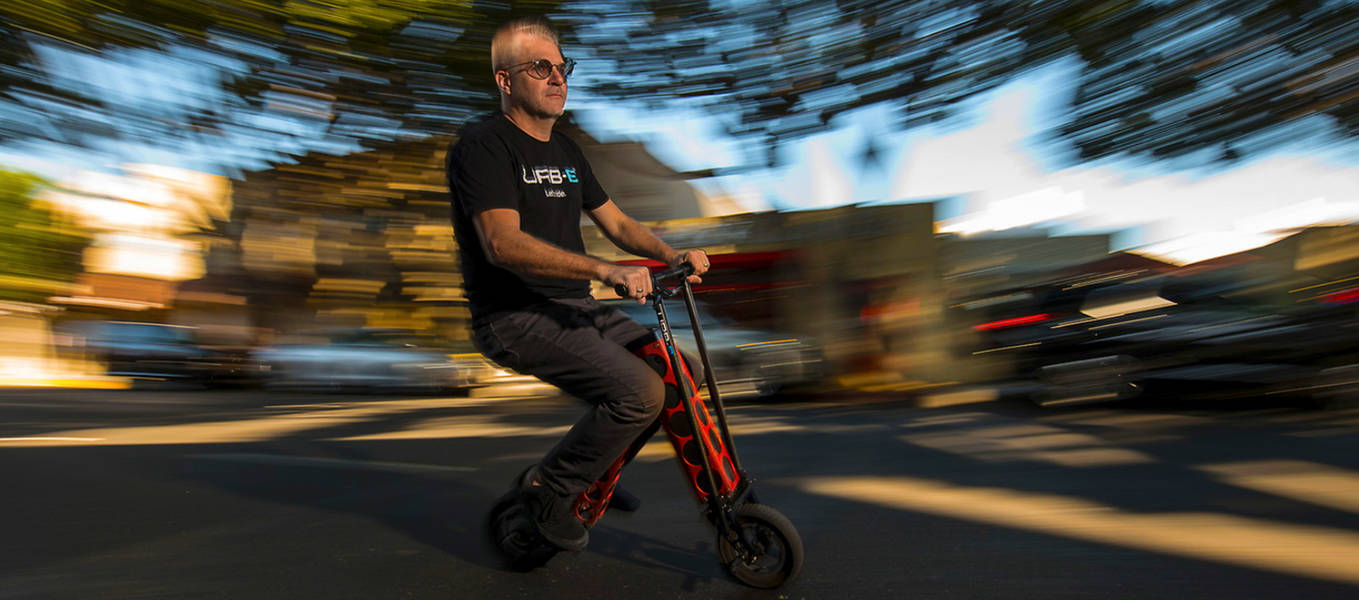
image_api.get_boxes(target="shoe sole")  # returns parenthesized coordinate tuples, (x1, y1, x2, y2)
(535, 522, 588, 552)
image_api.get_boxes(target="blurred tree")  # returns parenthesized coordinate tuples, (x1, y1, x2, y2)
(0, 169, 90, 302)
(0, 0, 564, 165)
(571, 0, 1359, 166)
(0, 0, 1355, 169)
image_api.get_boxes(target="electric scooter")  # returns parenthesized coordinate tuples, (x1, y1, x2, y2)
(488, 264, 804, 589)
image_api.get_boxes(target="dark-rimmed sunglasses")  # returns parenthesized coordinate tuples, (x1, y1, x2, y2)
(504, 58, 576, 80)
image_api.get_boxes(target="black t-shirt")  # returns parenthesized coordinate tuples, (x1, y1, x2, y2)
(447, 113, 609, 317)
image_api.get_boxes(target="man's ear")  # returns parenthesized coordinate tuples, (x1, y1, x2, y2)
(495, 70, 512, 96)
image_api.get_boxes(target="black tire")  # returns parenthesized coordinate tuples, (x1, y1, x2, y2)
(716, 503, 803, 589)
(486, 490, 559, 571)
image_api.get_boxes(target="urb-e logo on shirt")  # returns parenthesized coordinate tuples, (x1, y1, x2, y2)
(521, 166, 579, 185)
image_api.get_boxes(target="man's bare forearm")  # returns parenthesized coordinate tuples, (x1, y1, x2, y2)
(599, 216, 681, 265)
(485, 228, 612, 281)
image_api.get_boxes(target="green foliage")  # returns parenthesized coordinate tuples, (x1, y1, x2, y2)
(0, 169, 90, 302)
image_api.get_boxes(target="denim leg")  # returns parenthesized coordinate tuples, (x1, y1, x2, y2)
(473, 297, 708, 496)
(571, 296, 705, 390)
(473, 300, 664, 496)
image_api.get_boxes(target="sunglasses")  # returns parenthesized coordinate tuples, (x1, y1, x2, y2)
(504, 58, 576, 80)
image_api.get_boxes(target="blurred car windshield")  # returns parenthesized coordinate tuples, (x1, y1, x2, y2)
(96, 322, 197, 345)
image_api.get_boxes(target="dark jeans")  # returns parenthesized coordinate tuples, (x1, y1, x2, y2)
(472, 296, 702, 496)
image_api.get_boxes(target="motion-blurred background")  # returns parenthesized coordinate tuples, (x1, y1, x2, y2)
(1, 1, 1356, 402)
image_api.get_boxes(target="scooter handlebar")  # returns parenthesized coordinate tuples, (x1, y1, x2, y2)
(613, 263, 695, 298)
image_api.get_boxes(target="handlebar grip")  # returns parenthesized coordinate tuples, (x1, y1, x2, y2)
(613, 263, 695, 298)
(652, 263, 694, 284)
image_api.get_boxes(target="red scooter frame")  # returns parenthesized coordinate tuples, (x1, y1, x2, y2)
(575, 267, 749, 526)
(492, 265, 803, 588)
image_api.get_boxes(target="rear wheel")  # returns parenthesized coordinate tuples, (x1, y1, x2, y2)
(486, 491, 559, 571)
(716, 503, 803, 588)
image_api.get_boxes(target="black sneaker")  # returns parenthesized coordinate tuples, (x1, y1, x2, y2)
(520, 481, 589, 552)
(606, 486, 642, 512)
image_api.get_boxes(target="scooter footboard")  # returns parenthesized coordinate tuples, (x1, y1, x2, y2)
(631, 334, 740, 502)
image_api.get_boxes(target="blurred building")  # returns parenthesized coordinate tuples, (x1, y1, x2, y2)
(38, 164, 254, 343)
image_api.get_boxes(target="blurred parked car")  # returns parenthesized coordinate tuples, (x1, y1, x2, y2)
(955, 267, 1359, 407)
(56, 320, 256, 386)
(607, 299, 826, 399)
(255, 328, 496, 393)
(949, 277, 1118, 379)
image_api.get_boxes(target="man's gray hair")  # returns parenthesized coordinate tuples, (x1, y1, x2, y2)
(491, 16, 561, 73)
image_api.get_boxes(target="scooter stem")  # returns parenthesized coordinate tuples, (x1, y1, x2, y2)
(679, 279, 746, 476)
(652, 291, 728, 519)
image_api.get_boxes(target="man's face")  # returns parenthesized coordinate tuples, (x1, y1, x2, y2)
(502, 33, 568, 120)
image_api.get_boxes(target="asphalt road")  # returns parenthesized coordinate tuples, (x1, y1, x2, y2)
(3, 387, 1359, 599)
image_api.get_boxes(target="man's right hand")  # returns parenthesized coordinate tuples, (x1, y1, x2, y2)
(603, 264, 653, 303)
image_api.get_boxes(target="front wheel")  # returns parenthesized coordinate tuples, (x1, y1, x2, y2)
(716, 503, 803, 589)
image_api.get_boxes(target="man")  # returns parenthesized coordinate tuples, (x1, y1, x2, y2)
(446, 16, 710, 553)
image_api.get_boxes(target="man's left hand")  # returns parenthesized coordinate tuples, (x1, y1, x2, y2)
(674, 250, 710, 284)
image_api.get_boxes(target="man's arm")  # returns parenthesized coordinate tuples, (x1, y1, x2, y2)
(472, 208, 655, 298)
(586, 200, 710, 281)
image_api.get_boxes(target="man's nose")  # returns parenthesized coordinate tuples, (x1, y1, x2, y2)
(548, 65, 567, 84)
